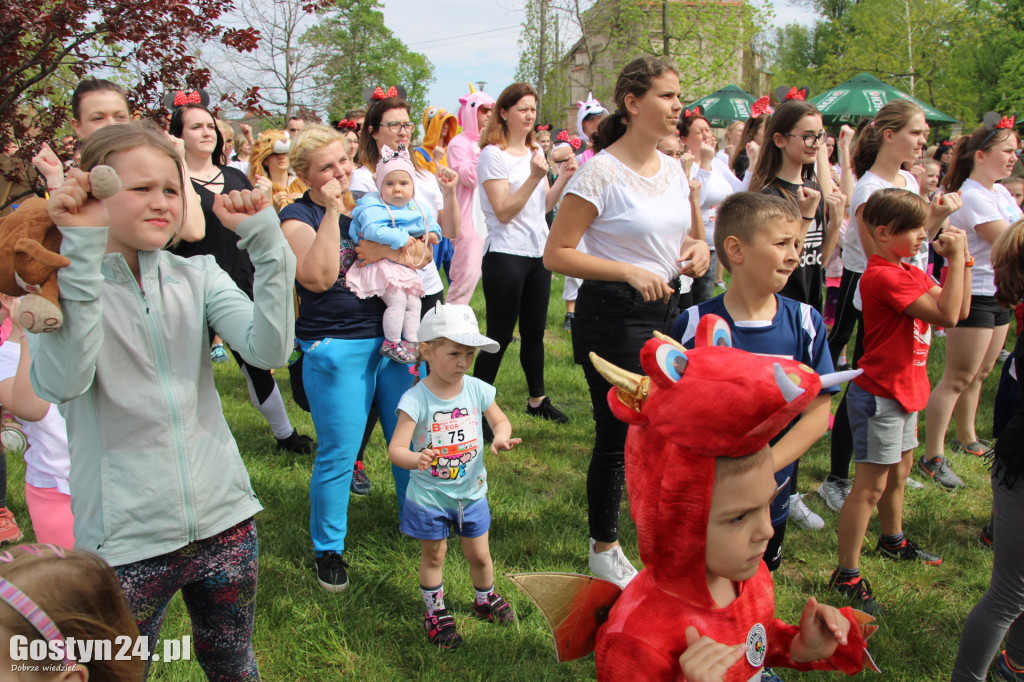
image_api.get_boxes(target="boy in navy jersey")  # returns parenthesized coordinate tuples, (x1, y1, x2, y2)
(673, 192, 836, 575)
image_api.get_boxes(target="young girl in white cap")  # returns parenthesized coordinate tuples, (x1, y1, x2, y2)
(347, 144, 442, 363)
(389, 303, 520, 649)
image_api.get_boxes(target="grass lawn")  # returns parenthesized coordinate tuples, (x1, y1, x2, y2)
(4, 274, 1011, 680)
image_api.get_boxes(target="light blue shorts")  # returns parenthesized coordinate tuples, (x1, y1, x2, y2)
(399, 494, 491, 540)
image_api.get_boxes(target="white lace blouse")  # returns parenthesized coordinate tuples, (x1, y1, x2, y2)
(564, 150, 692, 282)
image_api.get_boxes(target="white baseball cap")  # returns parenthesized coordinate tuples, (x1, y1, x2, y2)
(419, 303, 499, 353)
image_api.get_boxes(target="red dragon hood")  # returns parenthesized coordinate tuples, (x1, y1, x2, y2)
(595, 315, 842, 609)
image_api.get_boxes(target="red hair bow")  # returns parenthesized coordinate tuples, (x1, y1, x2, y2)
(785, 87, 808, 101)
(556, 130, 581, 151)
(684, 106, 703, 119)
(336, 119, 359, 131)
(751, 95, 773, 118)
(373, 86, 398, 100)
(997, 114, 1016, 129)
(536, 124, 551, 131)
(173, 90, 201, 107)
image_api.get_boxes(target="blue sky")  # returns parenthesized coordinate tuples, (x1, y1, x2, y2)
(379, 0, 816, 116)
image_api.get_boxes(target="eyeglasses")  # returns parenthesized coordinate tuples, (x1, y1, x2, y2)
(784, 132, 826, 148)
(479, 106, 493, 114)
(382, 122, 415, 133)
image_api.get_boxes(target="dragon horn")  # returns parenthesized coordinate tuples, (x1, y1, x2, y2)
(589, 352, 650, 410)
(820, 368, 862, 391)
(652, 330, 686, 352)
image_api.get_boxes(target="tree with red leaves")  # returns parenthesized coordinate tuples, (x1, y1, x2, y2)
(0, 0, 263, 207)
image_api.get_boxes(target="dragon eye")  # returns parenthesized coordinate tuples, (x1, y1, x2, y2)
(655, 344, 688, 382)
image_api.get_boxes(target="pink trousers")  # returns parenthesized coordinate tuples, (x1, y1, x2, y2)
(446, 222, 485, 305)
(24, 482, 74, 549)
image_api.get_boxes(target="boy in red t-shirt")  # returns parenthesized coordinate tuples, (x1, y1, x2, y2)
(831, 187, 970, 615)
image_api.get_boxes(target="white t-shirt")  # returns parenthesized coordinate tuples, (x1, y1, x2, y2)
(844, 169, 921, 274)
(0, 343, 70, 494)
(952, 178, 1024, 296)
(476, 145, 549, 258)
(350, 165, 444, 294)
(690, 160, 739, 249)
(564, 150, 692, 283)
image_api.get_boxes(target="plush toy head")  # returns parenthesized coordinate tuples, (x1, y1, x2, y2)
(0, 165, 120, 333)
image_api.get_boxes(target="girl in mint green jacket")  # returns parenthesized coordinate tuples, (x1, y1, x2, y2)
(32, 123, 295, 680)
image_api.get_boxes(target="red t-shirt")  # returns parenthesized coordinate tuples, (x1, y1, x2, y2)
(855, 255, 935, 412)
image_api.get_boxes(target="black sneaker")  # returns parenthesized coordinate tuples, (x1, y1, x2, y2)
(277, 429, 315, 454)
(424, 609, 462, 649)
(527, 397, 569, 424)
(351, 460, 372, 496)
(472, 591, 516, 624)
(563, 312, 575, 332)
(876, 537, 942, 565)
(829, 569, 884, 616)
(315, 552, 349, 592)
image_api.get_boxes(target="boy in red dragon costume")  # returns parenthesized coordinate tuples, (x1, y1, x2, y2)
(513, 315, 878, 681)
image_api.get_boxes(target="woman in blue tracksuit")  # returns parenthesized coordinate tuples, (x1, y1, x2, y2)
(280, 124, 431, 593)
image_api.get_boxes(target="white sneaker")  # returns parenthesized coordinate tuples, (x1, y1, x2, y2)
(905, 476, 924, 489)
(817, 477, 851, 512)
(588, 539, 639, 589)
(788, 493, 825, 530)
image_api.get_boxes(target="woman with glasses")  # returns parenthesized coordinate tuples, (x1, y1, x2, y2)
(750, 99, 843, 312)
(351, 94, 460, 313)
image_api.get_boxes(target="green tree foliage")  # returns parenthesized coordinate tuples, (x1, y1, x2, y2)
(304, 0, 435, 123)
(517, 0, 771, 126)
(767, 0, 1019, 127)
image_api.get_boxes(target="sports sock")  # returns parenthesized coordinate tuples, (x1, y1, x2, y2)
(879, 532, 905, 548)
(836, 566, 860, 583)
(474, 585, 494, 606)
(421, 584, 445, 614)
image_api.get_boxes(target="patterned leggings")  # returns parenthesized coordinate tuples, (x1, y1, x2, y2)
(115, 519, 259, 681)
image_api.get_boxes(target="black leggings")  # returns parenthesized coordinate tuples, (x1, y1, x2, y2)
(572, 280, 680, 543)
(229, 348, 277, 403)
(829, 317, 866, 480)
(827, 268, 862, 367)
(473, 252, 551, 398)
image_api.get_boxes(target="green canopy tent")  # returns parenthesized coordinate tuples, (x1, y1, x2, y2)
(686, 84, 756, 127)
(809, 73, 958, 125)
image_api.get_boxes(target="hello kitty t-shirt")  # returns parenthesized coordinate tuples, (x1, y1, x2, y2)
(398, 376, 496, 503)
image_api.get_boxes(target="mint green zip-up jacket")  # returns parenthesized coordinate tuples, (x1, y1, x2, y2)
(29, 207, 296, 566)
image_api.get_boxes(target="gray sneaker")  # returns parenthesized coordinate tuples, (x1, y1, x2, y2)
(817, 477, 851, 512)
(917, 455, 965, 489)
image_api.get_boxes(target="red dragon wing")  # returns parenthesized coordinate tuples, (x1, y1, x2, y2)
(507, 572, 622, 662)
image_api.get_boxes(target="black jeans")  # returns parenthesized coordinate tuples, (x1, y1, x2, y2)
(473, 252, 551, 398)
(572, 280, 680, 542)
